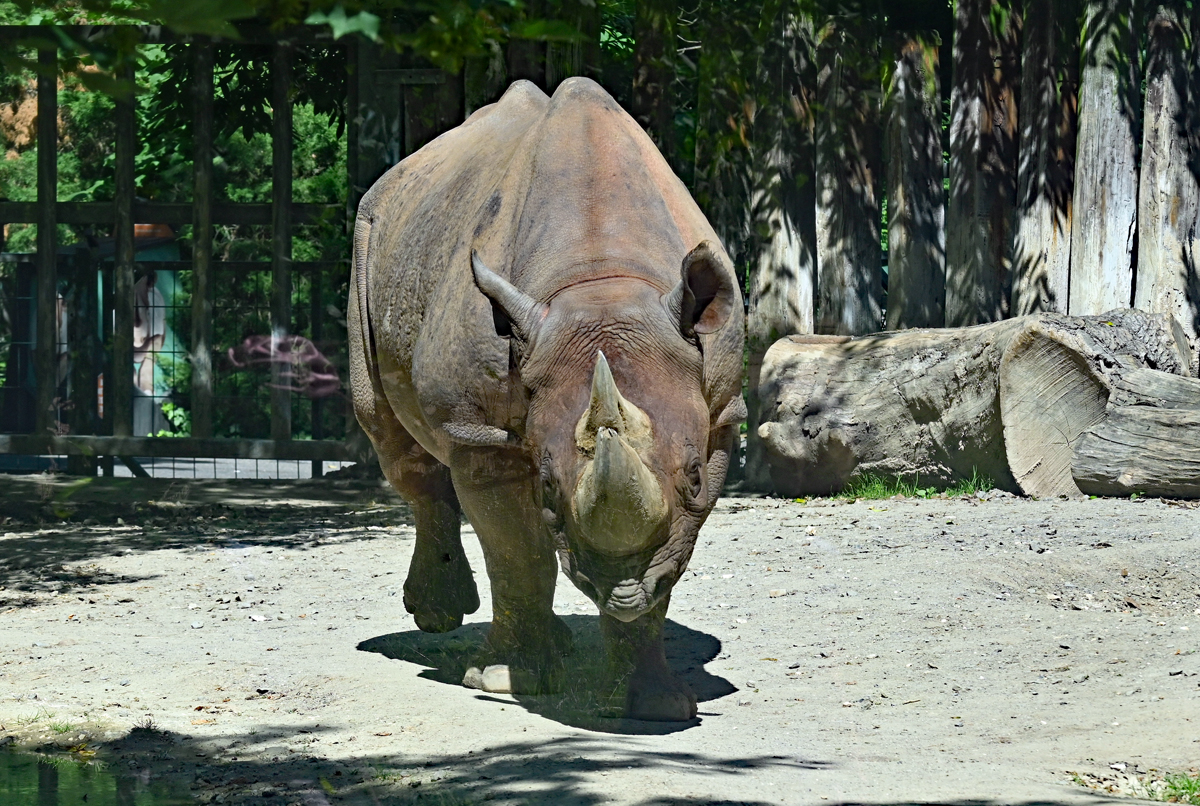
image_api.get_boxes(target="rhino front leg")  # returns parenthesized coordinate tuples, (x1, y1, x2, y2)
(377, 439, 480, 634)
(451, 463, 573, 693)
(601, 595, 697, 721)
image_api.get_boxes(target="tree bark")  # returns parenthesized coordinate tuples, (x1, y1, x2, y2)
(1135, 3, 1200, 376)
(1073, 405, 1200, 498)
(815, 18, 883, 336)
(1069, 0, 1140, 315)
(758, 309, 1190, 498)
(945, 0, 1021, 326)
(1012, 0, 1078, 315)
(632, 0, 678, 169)
(885, 30, 946, 329)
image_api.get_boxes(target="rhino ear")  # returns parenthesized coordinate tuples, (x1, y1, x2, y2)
(664, 241, 737, 337)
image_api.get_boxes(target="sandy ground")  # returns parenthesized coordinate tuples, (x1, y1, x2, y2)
(0, 474, 1198, 805)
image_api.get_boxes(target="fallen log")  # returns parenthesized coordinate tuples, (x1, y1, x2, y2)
(758, 309, 1189, 498)
(1073, 404, 1200, 498)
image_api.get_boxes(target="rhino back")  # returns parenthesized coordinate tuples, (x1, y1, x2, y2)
(358, 77, 738, 461)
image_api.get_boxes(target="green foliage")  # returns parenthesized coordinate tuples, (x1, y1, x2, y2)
(1164, 772, 1200, 804)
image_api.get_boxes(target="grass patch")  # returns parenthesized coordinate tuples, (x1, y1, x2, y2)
(49, 722, 73, 734)
(1071, 768, 1200, 803)
(839, 468, 995, 500)
(1165, 772, 1200, 804)
(11, 708, 53, 727)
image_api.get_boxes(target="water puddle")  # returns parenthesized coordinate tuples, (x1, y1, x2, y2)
(0, 747, 192, 806)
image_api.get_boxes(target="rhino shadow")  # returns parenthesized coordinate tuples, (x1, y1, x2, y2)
(357, 615, 736, 735)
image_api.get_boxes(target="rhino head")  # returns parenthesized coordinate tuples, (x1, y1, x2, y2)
(472, 242, 743, 622)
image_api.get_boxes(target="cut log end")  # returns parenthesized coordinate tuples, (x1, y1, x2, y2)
(999, 325, 1109, 498)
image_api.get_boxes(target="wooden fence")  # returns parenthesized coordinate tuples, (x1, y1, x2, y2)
(0, 26, 368, 474)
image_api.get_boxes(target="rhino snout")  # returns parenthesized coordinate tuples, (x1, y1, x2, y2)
(573, 427, 667, 556)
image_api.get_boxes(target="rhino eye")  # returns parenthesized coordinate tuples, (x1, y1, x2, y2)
(540, 453, 563, 527)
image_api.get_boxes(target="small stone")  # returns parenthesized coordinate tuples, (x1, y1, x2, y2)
(191, 622, 203, 630)
(769, 589, 787, 598)
(462, 667, 484, 689)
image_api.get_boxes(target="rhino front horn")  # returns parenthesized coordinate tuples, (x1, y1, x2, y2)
(572, 352, 666, 555)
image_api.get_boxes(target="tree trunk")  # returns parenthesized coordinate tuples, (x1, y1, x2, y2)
(547, 0, 601, 89)
(1073, 405, 1200, 498)
(1069, 0, 1140, 315)
(1012, 0, 1078, 315)
(691, 1, 760, 265)
(745, 3, 818, 492)
(884, 30, 946, 329)
(1135, 3, 1200, 376)
(815, 18, 883, 336)
(757, 309, 1190, 498)
(632, 0, 678, 169)
(945, 0, 1021, 326)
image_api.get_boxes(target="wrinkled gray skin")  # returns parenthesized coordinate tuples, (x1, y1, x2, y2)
(349, 78, 745, 721)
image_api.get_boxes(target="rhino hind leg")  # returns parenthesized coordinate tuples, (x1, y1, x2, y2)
(601, 596, 697, 722)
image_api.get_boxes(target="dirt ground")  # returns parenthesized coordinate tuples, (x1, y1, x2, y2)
(1, 473, 1198, 805)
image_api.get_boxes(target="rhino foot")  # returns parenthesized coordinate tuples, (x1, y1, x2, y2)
(626, 675, 698, 722)
(403, 553, 480, 634)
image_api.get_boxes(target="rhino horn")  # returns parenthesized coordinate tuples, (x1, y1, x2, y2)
(574, 351, 654, 451)
(584, 351, 622, 432)
(472, 251, 547, 340)
(572, 353, 666, 555)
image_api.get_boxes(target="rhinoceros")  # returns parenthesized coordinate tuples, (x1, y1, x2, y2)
(348, 77, 745, 721)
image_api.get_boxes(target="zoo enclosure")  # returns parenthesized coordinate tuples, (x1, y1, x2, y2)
(0, 24, 509, 476)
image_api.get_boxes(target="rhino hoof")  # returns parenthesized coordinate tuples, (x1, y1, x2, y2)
(627, 687, 698, 722)
(412, 609, 465, 633)
(462, 665, 542, 694)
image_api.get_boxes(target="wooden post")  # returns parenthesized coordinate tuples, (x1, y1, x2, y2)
(1069, 0, 1140, 315)
(112, 60, 135, 438)
(271, 42, 293, 443)
(814, 20, 883, 336)
(884, 30, 946, 329)
(68, 246, 99, 474)
(191, 42, 215, 438)
(944, 0, 1021, 326)
(346, 38, 360, 217)
(1012, 0, 1078, 316)
(35, 46, 58, 437)
(1135, 4, 1199, 375)
(310, 266, 323, 478)
(632, 0, 677, 168)
(744, 6, 817, 491)
(506, 0, 548, 90)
